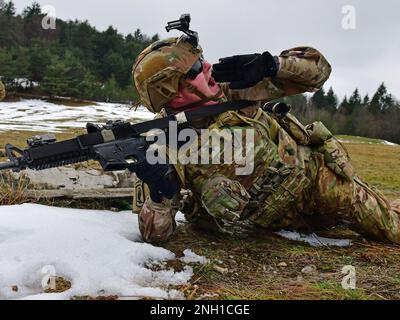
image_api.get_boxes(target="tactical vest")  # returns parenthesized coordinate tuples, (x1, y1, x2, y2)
(133, 105, 355, 229)
(183, 107, 312, 228)
(240, 109, 356, 228)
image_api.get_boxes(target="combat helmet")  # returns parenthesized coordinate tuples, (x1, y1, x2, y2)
(132, 36, 203, 113)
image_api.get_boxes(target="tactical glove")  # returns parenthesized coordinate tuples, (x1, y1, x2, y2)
(133, 161, 179, 203)
(212, 51, 278, 90)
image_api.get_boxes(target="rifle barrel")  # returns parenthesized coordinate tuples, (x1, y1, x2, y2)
(0, 161, 17, 171)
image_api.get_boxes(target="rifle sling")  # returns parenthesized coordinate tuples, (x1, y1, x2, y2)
(184, 100, 253, 122)
(79, 100, 254, 144)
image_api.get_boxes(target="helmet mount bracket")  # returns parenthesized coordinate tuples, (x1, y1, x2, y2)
(165, 14, 199, 47)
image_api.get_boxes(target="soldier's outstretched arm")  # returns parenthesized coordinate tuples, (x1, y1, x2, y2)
(216, 47, 332, 102)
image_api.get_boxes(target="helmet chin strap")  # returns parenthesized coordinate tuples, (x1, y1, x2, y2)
(168, 81, 226, 112)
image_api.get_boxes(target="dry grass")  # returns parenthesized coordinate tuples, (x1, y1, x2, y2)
(0, 172, 34, 205)
(44, 277, 72, 294)
(345, 143, 400, 200)
(0, 130, 83, 156)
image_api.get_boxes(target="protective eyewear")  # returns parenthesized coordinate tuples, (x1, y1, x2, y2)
(186, 59, 203, 80)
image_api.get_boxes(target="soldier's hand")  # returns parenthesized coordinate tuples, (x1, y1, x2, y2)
(133, 161, 179, 203)
(212, 52, 278, 90)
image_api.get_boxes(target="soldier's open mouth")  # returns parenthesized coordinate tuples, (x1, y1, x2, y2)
(208, 77, 217, 87)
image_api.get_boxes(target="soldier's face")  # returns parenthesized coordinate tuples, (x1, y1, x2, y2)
(169, 60, 224, 109)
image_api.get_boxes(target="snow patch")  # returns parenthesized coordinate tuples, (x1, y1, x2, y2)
(276, 230, 352, 247)
(339, 138, 398, 146)
(0, 204, 195, 300)
(0, 99, 154, 133)
(180, 249, 208, 264)
(383, 140, 397, 146)
(175, 212, 186, 224)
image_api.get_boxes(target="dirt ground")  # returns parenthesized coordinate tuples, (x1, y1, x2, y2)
(160, 222, 400, 300)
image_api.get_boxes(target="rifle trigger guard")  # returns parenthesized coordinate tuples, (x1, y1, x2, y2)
(5, 144, 23, 161)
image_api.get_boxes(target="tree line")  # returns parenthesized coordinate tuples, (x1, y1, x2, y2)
(1, 1, 399, 143)
(281, 83, 400, 143)
(0, 1, 158, 102)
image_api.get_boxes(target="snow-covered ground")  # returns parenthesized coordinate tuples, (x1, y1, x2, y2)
(0, 203, 356, 300)
(382, 140, 397, 146)
(338, 137, 398, 146)
(0, 204, 205, 300)
(0, 99, 154, 133)
(276, 230, 352, 247)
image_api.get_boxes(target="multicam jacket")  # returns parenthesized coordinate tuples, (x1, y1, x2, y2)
(0, 81, 5, 101)
(139, 47, 400, 243)
(137, 46, 333, 244)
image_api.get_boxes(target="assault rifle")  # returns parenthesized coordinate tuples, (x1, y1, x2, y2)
(0, 100, 254, 173)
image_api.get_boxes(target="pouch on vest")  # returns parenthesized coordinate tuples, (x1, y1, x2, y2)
(246, 166, 311, 228)
(306, 121, 355, 181)
(271, 112, 311, 146)
(201, 175, 250, 222)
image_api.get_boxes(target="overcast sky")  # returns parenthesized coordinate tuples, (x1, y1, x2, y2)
(12, 0, 400, 100)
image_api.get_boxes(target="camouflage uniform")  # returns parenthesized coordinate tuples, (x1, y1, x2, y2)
(0, 81, 5, 101)
(134, 45, 400, 244)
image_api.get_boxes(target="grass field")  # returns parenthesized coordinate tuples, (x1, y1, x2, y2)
(336, 135, 391, 144)
(345, 143, 400, 200)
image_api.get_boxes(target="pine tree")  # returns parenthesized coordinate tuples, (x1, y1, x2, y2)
(11, 47, 30, 85)
(347, 88, 362, 114)
(102, 75, 121, 102)
(338, 96, 349, 114)
(325, 87, 338, 113)
(81, 72, 102, 100)
(0, 1, 16, 16)
(102, 52, 127, 86)
(41, 53, 87, 97)
(362, 94, 370, 107)
(22, 1, 41, 18)
(369, 83, 395, 114)
(133, 29, 144, 42)
(0, 49, 16, 83)
(28, 41, 51, 82)
(311, 87, 326, 110)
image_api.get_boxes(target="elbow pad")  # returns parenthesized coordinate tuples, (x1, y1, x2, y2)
(201, 175, 250, 222)
(277, 46, 332, 90)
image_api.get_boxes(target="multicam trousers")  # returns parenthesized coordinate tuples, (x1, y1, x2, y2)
(279, 151, 400, 243)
